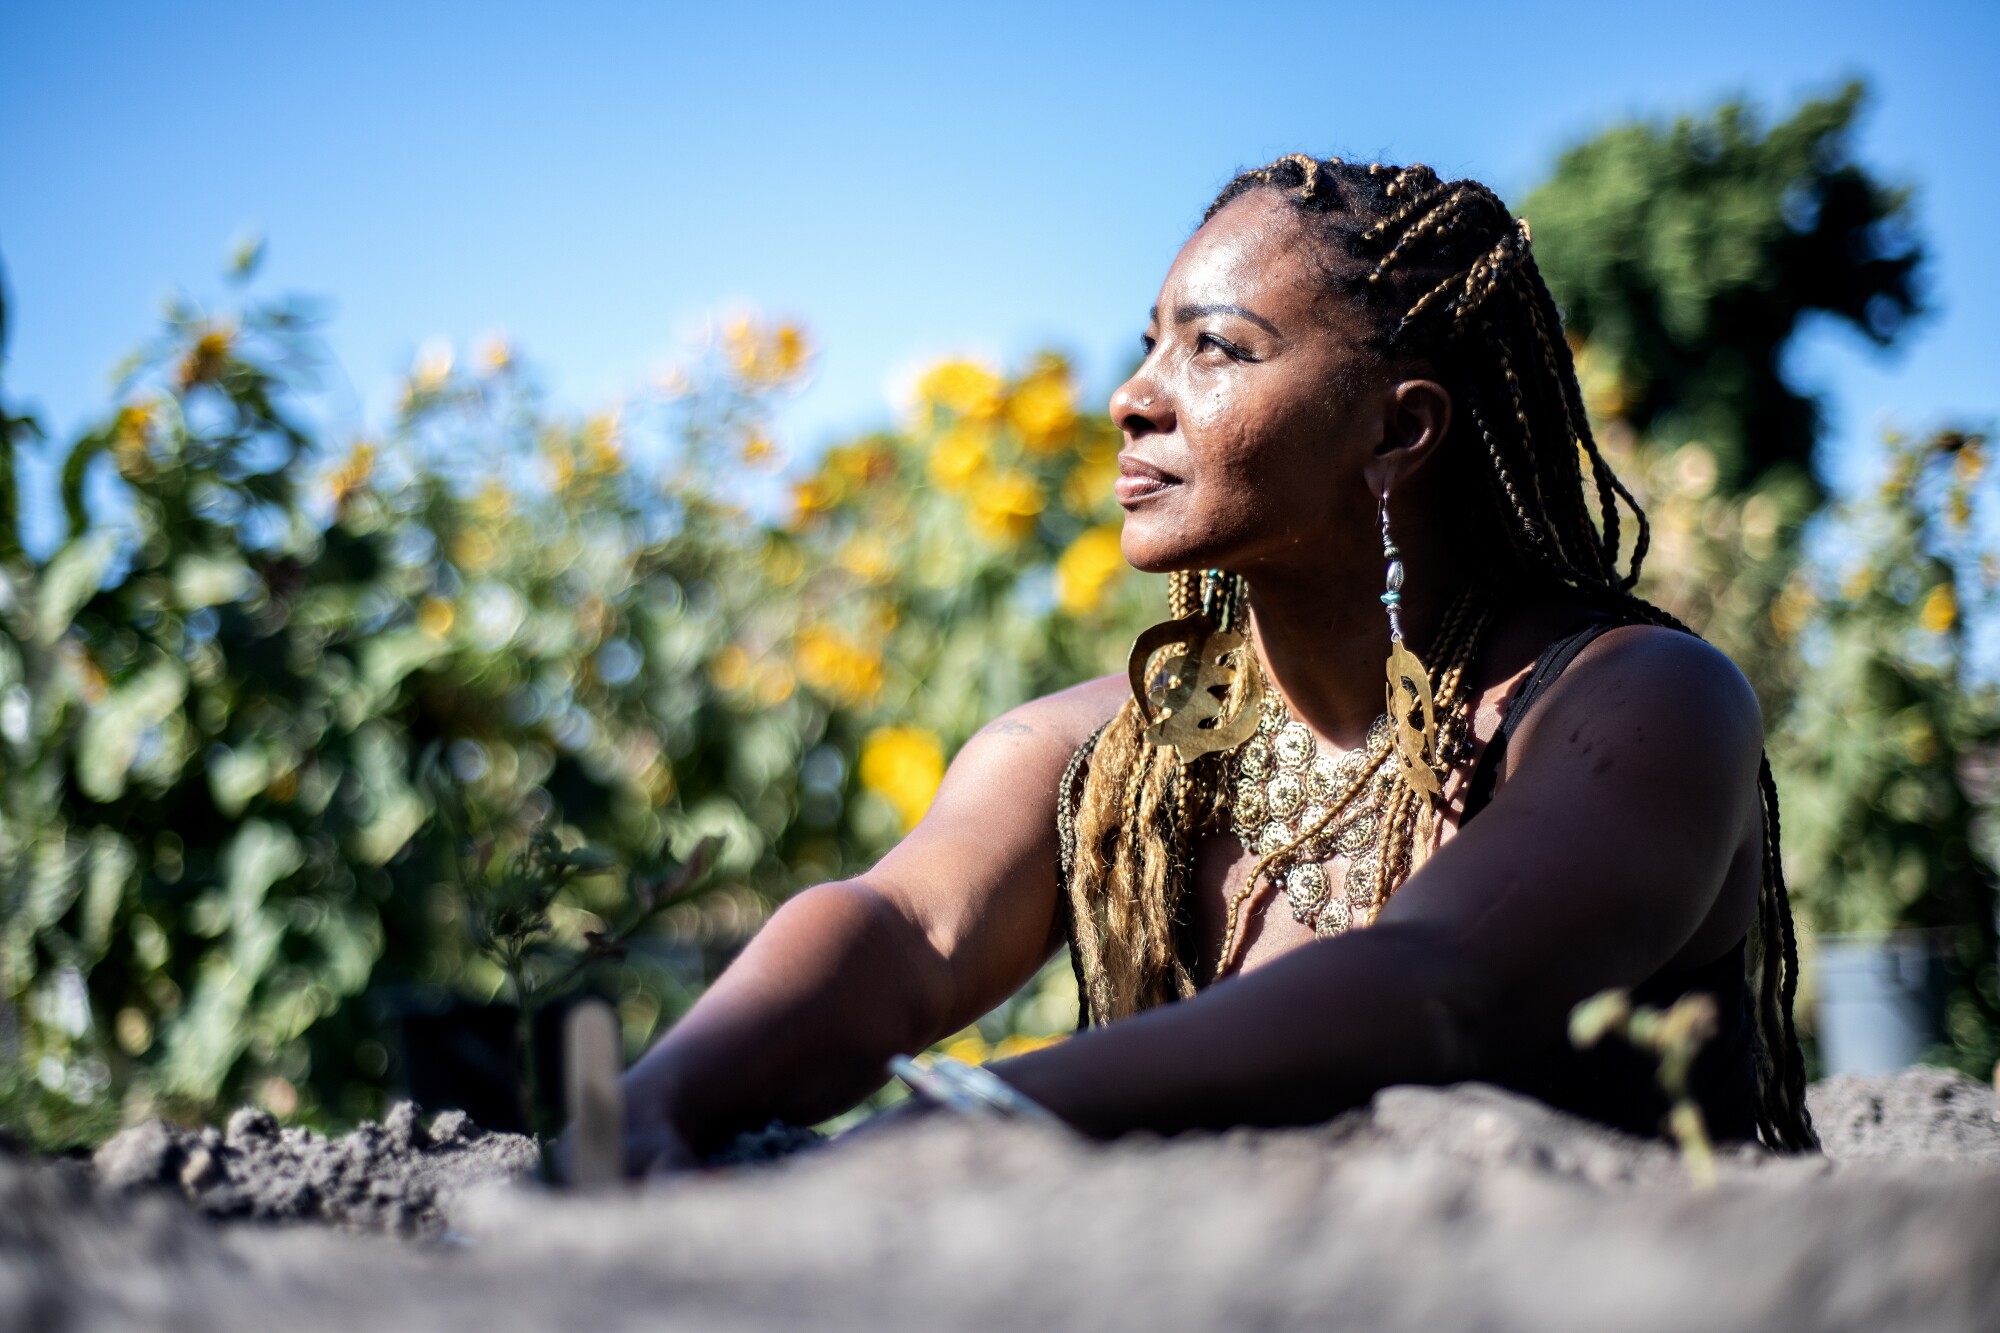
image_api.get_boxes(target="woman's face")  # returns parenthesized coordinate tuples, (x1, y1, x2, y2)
(1109, 190, 1400, 581)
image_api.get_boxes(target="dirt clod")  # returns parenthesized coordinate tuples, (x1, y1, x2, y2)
(93, 1101, 538, 1237)
(704, 1118, 827, 1166)
(227, 1107, 279, 1145)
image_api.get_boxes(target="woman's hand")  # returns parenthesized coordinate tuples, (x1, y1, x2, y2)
(618, 1061, 700, 1177)
(623, 1112, 698, 1178)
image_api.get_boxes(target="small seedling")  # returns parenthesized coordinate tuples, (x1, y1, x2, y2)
(1570, 988, 1720, 1189)
(425, 760, 718, 1144)
(477, 828, 714, 1141)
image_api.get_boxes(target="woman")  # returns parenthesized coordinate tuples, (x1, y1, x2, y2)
(619, 155, 1818, 1169)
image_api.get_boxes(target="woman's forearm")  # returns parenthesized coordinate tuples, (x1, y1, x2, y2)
(622, 879, 956, 1150)
(993, 922, 1473, 1139)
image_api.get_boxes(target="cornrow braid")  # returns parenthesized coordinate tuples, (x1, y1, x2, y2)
(1061, 155, 1817, 1152)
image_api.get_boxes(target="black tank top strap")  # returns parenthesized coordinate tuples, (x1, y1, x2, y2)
(1461, 614, 1626, 822)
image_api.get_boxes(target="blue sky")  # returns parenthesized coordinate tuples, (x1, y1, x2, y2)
(4, 1, 1996, 552)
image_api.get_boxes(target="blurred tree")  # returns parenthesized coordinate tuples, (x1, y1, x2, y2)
(2, 263, 121, 1150)
(1525, 81, 1923, 496)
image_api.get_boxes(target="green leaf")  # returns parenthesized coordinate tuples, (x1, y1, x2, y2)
(307, 902, 383, 998)
(222, 820, 304, 926)
(75, 658, 188, 802)
(550, 844, 616, 872)
(349, 721, 425, 866)
(171, 553, 253, 609)
(357, 627, 448, 713)
(79, 828, 136, 962)
(35, 531, 118, 644)
(227, 232, 266, 281)
(157, 955, 257, 1099)
(57, 426, 123, 543)
(20, 832, 83, 935)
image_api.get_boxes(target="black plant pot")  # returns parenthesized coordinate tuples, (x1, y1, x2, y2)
(384, 990, 616, 1135)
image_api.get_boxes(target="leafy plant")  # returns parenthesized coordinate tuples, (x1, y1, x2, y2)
(1773, 429, 2000, 1075)
(438, 790, 718, 1137)
(1571, 988, 1721, 1188)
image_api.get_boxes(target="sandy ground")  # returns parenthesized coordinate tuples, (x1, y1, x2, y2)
(3, 1068, 1997, 1332)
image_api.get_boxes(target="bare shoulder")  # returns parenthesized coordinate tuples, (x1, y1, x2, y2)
(916, 676, 1136, 832)
(968, 673, 1130, 754)
(1572, 623, 1760, 724)
(1510, 622, 1764, 784)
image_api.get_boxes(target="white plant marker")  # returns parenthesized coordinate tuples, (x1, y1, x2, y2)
(564, 999, 622, 1188)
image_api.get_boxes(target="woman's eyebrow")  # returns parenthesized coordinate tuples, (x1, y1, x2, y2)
(1160, 302, 1282, 337)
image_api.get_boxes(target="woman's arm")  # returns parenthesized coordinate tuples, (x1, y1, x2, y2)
(991, 627, 1767, 1137)
(620, 676, 1125, 1166)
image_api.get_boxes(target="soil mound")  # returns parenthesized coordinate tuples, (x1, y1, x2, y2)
(93, 1101, 538, 1237)
(425, 1079, 1997, 1332)
(4, 1069, 1994, 1332)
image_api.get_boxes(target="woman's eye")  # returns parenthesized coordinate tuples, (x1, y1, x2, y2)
(1139, 334, 1157, 355)
(1196, 332, 1251, 360)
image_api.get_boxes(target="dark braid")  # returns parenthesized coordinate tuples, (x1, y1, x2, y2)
(1213, 155, 1814, 1150)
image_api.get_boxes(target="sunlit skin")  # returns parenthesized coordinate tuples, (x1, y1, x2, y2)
(616, 190, 1767, 1167)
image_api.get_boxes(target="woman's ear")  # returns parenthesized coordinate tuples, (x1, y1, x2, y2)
(1361, 378, 1453, 497)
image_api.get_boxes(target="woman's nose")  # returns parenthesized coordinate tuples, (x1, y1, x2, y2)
(1109, 372, 1173, 439)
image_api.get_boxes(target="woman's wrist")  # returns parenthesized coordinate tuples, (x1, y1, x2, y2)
(982, 1047, 1112, 1138)
(621, 1042, 707, 1137)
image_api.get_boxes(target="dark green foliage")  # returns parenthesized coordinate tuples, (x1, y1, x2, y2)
(1526, 82, 1923, 495)
(0, 267, 44, 564)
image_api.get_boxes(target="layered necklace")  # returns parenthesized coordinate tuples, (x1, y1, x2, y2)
(1220, 579, 1493, 944)
(1226, 681, 1396, 939)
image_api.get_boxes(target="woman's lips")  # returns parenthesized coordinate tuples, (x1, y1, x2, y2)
(1115, 455, 1180, 506)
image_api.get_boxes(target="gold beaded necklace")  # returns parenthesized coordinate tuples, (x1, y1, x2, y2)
(1226, 683, 1396, 939)
(1209, 583, 1493, 970)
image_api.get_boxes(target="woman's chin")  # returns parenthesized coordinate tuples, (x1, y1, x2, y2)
(1120, 527, 1225, 579)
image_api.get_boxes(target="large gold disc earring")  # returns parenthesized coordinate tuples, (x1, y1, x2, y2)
(1379, 495, 1442, 799)
(1126, 573, 1263, 762)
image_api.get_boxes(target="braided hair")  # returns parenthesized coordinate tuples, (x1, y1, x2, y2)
(1059, 155, 1818, 1152)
